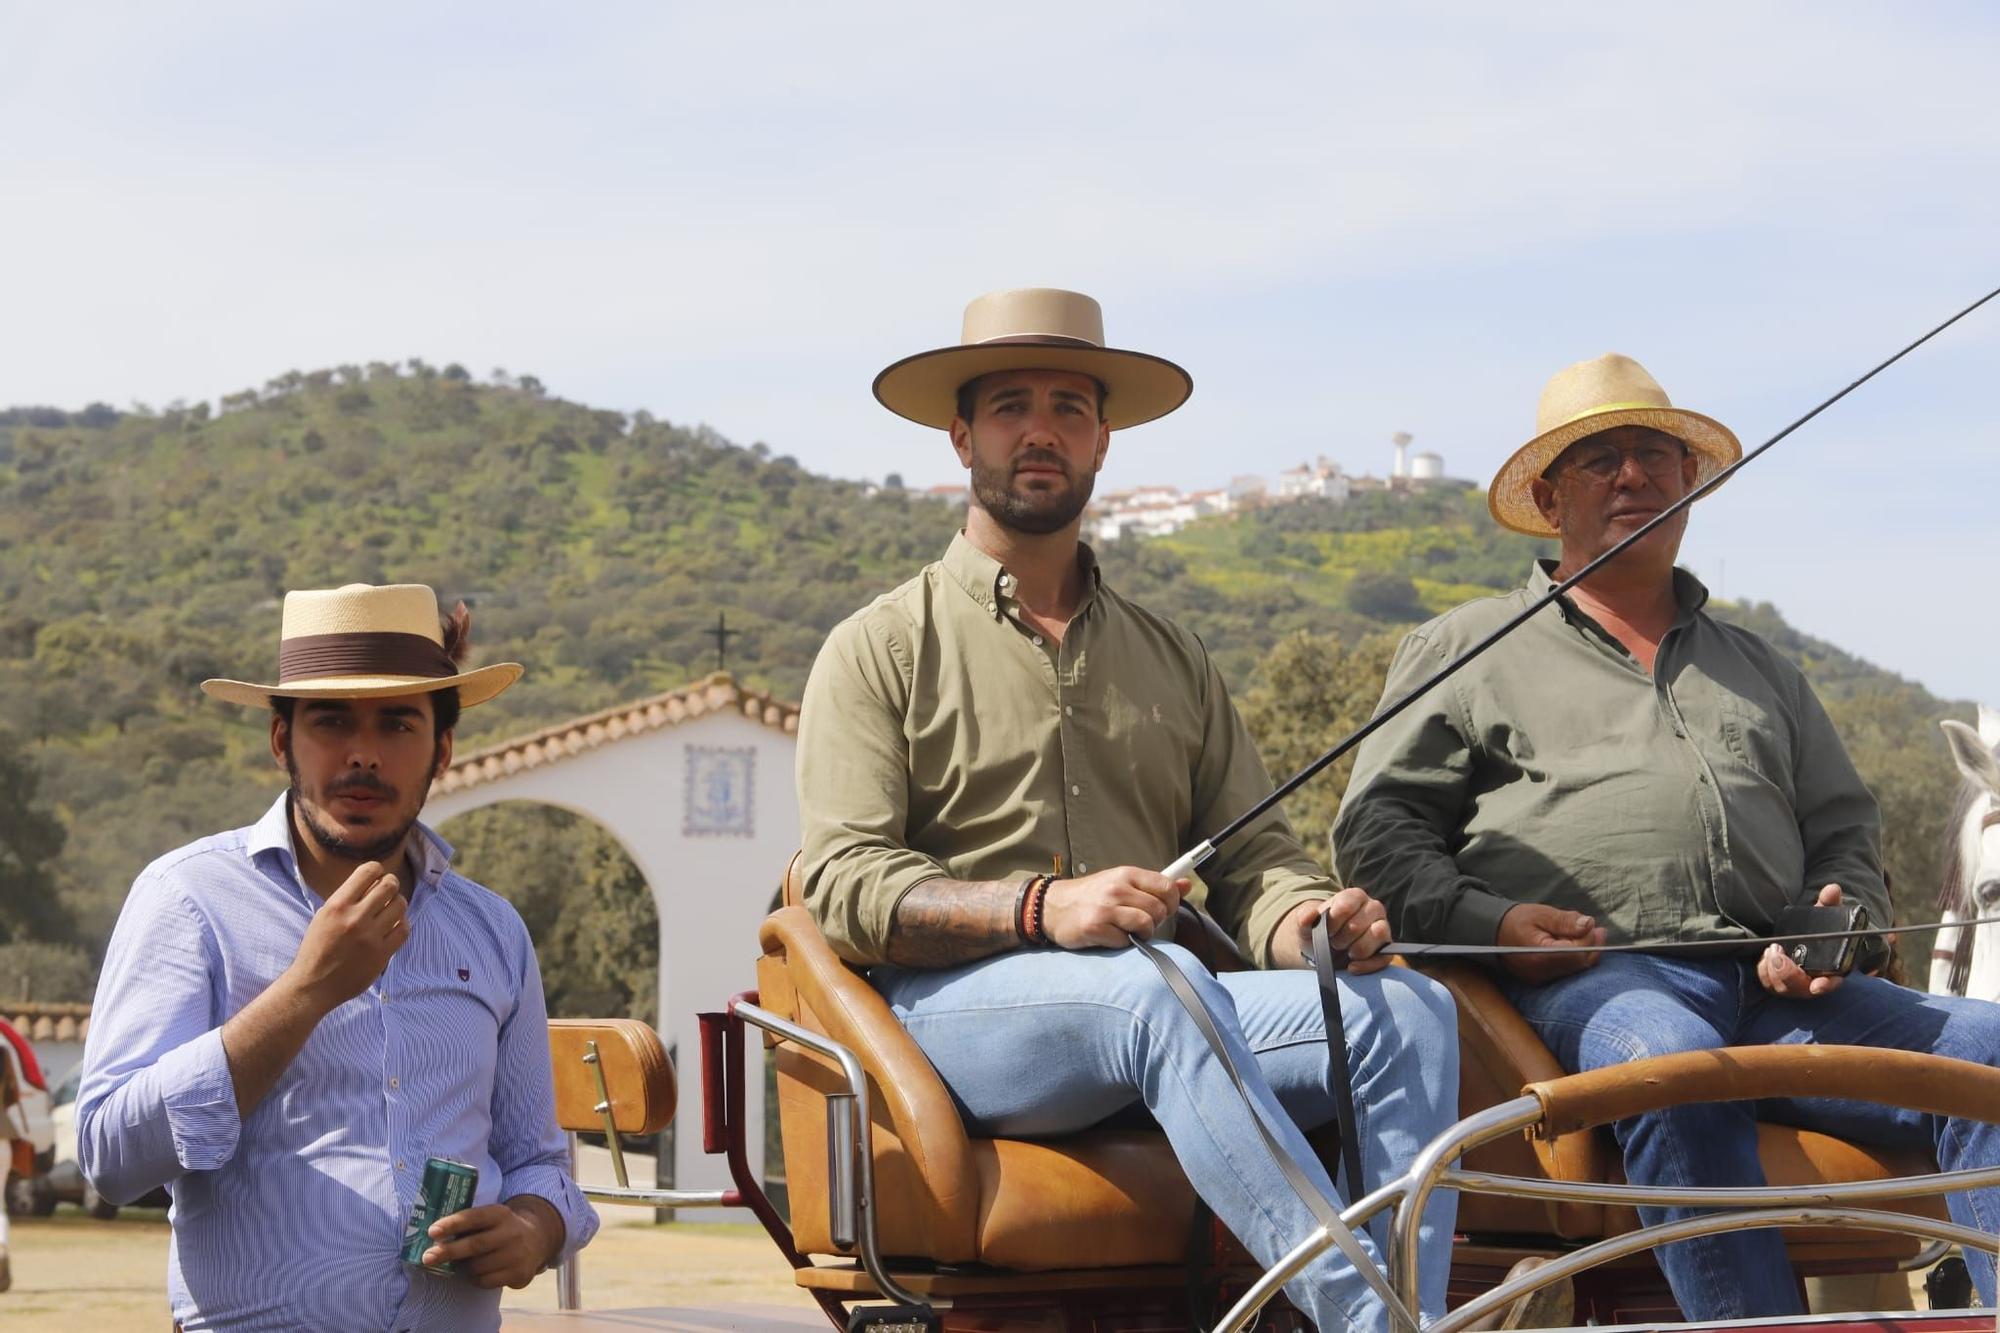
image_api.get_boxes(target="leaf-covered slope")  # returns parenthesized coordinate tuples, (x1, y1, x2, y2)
(0, 367, 1972, 985)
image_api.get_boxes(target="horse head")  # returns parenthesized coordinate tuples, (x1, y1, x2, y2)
(1934, 705, 2000, 997)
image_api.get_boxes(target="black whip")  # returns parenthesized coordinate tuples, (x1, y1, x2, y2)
(1162, 284, 2000, 882)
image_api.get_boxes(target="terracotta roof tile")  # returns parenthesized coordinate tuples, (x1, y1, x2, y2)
(434, 672, 800, 797)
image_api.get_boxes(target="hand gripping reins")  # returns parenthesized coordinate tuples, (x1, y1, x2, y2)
(1126, 285, 2000, 1328)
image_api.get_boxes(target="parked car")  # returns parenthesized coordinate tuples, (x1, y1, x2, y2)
(25, 1063, 169, 1218)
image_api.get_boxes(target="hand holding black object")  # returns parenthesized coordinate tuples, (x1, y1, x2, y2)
(1045, 867, 1188, 950)
(1495, 903, 1605, 984)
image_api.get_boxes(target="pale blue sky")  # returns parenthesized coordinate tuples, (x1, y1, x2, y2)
(2, 2, 1995, 701)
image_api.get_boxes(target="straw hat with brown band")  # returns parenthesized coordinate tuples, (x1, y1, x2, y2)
(873, 287, 1194, 430)
(201, 583, 521, 709)
(1488, 353, 1744, 538)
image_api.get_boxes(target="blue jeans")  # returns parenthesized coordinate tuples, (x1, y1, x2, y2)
(1502, 954, 2000, 1319)
(872, 944, 1460, 1332)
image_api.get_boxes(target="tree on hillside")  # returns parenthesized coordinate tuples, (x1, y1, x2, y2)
(1345, 571, 1426, 620)
(1821, 688, 1971, 979)
(444, 803, 660, 1023)
(0, 941, 96, 1004)
(0, 730, 72, 946)
(1239, 631, 1402, 866)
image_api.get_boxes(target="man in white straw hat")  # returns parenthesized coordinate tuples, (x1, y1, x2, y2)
(1338, 354, 2000, 1318)
(798, 289, 1467, 1331)
(76, 584, 596, 1331)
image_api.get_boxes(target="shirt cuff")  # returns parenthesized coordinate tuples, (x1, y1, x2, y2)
(1247, 887, 1336, 969)
(502, 1163, 600, 1263)
(1442, 886, 1517, 947)
(156, 1027, 241, 1172)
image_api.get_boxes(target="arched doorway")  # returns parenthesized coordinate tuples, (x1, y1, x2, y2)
(424, 673, 799, 1214)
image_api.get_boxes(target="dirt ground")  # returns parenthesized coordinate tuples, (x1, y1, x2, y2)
(0, 1143, 1948, 1329)
(1, 1209, 819, 1330)
(0, 1144, 820, 1331)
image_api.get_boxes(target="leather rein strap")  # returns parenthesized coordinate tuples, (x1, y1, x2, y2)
(1129, 930, 1416, 1326)
(1378, 912, 2000, 960)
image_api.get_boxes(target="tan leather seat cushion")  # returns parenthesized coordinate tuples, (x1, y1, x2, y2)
(548, 1018, 676, 1136)
(973, 1132, 1198, 1271)
(1431, 962, 1943, 1261)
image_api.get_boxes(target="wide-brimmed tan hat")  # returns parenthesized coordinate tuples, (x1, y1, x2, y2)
(873, 287, 1193, 430)
(1488, 353, 1743, 538)
(202, 583, 521, 709)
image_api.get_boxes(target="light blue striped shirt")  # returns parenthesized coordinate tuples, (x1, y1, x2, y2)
(78, 794, 598, 1331)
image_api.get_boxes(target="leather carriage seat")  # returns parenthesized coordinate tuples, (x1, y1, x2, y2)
(760, 854, 1201, 1276)
(1428, 961, 1946, 1263)
(548, 1018, 679, 1138)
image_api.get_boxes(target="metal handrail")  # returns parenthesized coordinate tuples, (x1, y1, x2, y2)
(1211, 1177, 1415, 1333)
(579, 1184, 734, 1208)
(1443, 1162, 2000, 1209)
(1394, 1096, 1546, 1307)
(1431, 1209, 2000, 1333)
(732, 998, 943, 1312)
(1388, 1091, 2000, 1328)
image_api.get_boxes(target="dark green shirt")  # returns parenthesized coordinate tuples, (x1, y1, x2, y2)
(1333, 561, 1886, 950)
(797, 534, 1329, 967)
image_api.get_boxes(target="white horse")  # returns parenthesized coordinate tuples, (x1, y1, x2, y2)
(1930, 704, 2000, 998)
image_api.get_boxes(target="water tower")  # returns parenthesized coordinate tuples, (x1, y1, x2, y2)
(1392, 431, 1413, 479)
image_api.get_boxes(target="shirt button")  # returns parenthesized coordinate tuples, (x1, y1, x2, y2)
(1070, 784, 1082, 796)
(1063, 705, 1074, 717)
(1699, 772, 1712, 785)
(1076, 862, 1088, 873)
(389, 1077, 400, 1089)
(395, 1159, 407, 1172)
(1031, 635, 1044, 646)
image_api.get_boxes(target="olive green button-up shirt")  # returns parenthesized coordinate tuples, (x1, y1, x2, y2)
(1333, 561, 1886, 950)
(797, 533, 1330, 968)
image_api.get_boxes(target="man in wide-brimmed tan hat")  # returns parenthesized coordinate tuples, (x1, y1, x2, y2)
(77, 584, 597, 1330)
(799, 289, 1465, 1331)
(1338, 354, 2000, 1319)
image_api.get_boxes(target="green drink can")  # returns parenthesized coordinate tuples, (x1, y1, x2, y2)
(401, 1157, 479, 1274)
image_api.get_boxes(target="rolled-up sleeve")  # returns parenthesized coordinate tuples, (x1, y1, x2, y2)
(492, 925, 598, 1262)
(77, 876, 241, 1204)
(1333, 631, 1515, 947)
(797, 615, 949, 965)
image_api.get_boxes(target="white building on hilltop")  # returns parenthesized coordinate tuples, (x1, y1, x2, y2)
(1274, 456, 1350, 503)
(1082, 438, 1466, 542)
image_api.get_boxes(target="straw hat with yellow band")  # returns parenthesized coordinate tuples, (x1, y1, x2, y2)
(201, 583, 521, 709)
(1488, 353, 1743, 538)
(873, 287, 1193, 430)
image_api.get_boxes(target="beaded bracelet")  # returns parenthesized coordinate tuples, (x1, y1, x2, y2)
(1024, 873, 1055, 947)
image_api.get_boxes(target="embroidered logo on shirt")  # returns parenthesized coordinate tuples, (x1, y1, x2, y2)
(457, 967, 470, 982)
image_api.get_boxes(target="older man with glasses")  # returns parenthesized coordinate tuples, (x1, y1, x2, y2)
(1333, 353, 2000, 1321)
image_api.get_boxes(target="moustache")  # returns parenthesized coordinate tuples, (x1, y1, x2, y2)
(1012, 451, 1070, 477)
(326, 773, 397, 799)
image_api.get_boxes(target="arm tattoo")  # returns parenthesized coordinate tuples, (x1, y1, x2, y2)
(888, 878, 1023, 968)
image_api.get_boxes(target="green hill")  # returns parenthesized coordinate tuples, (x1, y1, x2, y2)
(0, 367, 1973, 997)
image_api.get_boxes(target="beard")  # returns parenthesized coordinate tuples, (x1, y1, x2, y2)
(286, 750, 425, 863)
(969, 448, 1096, 535)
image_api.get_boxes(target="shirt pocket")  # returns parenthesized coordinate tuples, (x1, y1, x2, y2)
(1717, 690, 1796, 800)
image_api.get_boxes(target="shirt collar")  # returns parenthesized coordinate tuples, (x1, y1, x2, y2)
(246, 791, 456, 904)
(1528, 558, 1711, 627)
(940, 530, 1105, 622)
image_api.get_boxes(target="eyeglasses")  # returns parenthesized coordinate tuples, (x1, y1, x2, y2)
(1553, 438, 1689, 485)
